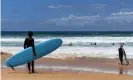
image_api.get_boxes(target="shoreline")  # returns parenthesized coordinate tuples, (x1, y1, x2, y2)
(1, 51, 133, 75)
(1, 51, 133, 80)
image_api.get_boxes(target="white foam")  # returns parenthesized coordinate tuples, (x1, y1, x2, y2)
(1, 46, 23, 53)
(1, 37, 133, 43)
(1, 36, 133, 59)
(1, 46, 133, 59)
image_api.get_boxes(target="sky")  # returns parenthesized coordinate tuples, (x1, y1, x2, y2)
(1, 0, 133, 31)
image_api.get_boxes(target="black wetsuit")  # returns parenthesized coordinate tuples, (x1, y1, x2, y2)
(118, 47, 124, 65)
(24, 37, 35, 72)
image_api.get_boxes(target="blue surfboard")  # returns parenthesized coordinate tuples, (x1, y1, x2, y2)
(6, 38, 62, 69)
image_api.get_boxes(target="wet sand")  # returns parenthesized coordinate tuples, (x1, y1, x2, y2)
(2, 68, 133, 80)
(1, 51, 133, 80)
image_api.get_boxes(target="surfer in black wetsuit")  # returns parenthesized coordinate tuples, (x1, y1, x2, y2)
(118, 44, 129, 65)
(24, 31, 36, 73)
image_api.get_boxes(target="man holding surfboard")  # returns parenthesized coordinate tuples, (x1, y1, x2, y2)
(24, 31, 36, 73)
(118, 44, 129, 74)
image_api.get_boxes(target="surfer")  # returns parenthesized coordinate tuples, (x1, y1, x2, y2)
(68, 42, 73, 46)
(24, 31, 36, 73)
(112, 43, 115, 45)
(118, 44, 129, 65)
(94, 43, 96, 45)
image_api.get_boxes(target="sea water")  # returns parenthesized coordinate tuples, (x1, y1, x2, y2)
(1, 31, 133, 59)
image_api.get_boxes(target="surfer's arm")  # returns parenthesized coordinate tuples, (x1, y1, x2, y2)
(24, 38, 27, 49)
(32, 39, 36, 56)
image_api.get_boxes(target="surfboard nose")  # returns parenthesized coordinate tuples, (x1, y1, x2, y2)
(57, 38, 63, 44)
(52, 38, 63, 44)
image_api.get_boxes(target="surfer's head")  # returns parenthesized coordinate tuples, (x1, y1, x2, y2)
(28, 31, 33, 37)
(120, 43, 123, 48)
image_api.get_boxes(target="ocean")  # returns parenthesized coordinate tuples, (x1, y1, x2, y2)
(1, 31, 133, 59)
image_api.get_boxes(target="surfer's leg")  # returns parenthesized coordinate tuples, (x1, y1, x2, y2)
(119, 64, 123, 74)
(119, 55, 123, 65)
(120, 58, 123, 65)
(31, 61, 35, 73)
(27, 62, 31, 73)
(119, 55, 123, 74)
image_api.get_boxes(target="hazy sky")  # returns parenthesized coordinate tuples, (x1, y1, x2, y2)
(1, 0, 133, 31)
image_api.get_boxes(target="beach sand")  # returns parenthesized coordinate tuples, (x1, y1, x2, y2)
(1, 52, 133, 80)
(2, 68, 133, 80)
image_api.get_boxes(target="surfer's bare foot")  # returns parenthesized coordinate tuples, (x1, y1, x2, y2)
(28, 71, 32, 74)
(119, 72, 123, 75)
(32, 70, 36, 73)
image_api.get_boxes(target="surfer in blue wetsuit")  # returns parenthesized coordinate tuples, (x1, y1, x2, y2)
(118, 44, 129, 65)
(24, 31, 36, 73)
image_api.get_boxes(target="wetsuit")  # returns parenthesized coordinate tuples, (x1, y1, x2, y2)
(24, 37, 35, 72)
(118, 47, 124, 65)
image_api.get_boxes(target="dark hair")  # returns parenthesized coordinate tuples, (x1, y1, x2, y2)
(28, 31, 33, 37)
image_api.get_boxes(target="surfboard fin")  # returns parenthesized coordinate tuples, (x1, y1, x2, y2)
(10, 66, 15, 71)
(8, 63, 15, 71)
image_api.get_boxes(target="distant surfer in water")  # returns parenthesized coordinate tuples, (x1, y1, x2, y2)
(68, 42, 73, 46)
(118, 44, 129, 65)
(24, 31, 36, 73)
(94, 43, 96, 45)
(112, 43, 115, 45)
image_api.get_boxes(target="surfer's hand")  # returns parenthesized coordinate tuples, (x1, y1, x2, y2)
(33, 52, 36, 56)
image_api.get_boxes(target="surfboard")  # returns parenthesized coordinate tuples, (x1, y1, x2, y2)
(6, 38, 62, 68)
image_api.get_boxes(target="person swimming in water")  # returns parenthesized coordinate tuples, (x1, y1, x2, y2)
(68, 42, 73, 46)
(112, 43, 115, 45)
(118, 44, 129, 65)
(24, 31, 36, 73)
(94, 43, 96, 45)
